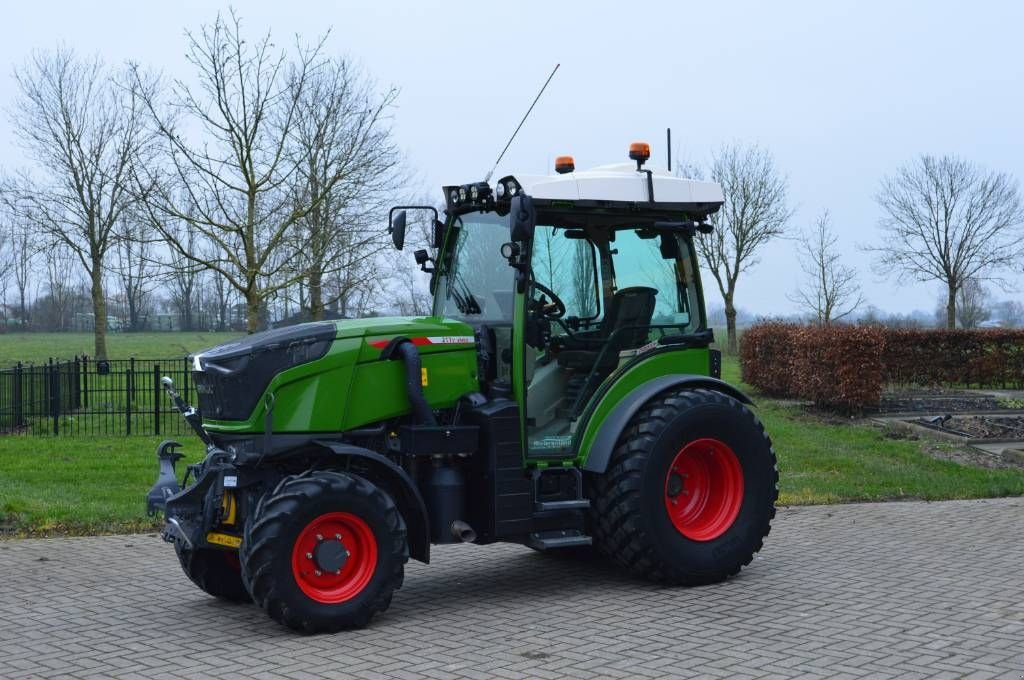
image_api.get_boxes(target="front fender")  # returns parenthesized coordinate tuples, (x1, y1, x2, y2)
(579, 375, 752, 474)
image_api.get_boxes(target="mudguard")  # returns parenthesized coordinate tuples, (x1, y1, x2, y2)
(581, 375, 753, 474)
(312, 440, 431, 564)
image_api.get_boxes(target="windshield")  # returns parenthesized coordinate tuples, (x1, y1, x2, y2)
(433, 211, 514, 323)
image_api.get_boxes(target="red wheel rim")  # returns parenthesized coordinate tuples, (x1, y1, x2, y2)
(290, 512, 377, 604)
(664, 438, 744, 541)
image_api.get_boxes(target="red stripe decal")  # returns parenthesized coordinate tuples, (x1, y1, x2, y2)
(368, 336, 476, 350)
(367, 337, 437, 349)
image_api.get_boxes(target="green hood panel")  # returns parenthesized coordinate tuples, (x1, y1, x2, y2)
(333, 316, 474, 341)
(201, 316, 479, 435)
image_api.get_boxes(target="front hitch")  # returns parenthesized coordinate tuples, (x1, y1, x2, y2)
(147, 440, 185, 516)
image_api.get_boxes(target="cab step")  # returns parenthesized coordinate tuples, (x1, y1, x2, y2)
(526, 529, 592, 550)
(535, 498, 590, 512)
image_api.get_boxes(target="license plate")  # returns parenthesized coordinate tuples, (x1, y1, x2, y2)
(206, 532, 242, 548)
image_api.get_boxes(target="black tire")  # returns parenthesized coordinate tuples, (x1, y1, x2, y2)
(240, 471, 408, 633)
(174, 543, 251, 602)
(590, 388, 778, 585)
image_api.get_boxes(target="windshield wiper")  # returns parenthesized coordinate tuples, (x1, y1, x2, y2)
(449, 274, 482, 315)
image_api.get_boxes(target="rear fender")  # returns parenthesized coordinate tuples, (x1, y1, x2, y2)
(311, 441, 431, 564)
(580, 375, 752, 474)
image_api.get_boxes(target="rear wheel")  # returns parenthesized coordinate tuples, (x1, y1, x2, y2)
(241, 471, 407, 633)
(590, 388, 778, 585)
(174, 543, 251, 602)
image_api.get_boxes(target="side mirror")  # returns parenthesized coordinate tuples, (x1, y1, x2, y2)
(510, 194, 536, 243)
(432, 220, 445, 249)
(389, 210, 407, 250)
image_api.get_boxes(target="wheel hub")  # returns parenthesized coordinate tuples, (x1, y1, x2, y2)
(313, 538, 349, 573)
(663, 438, 744, 542)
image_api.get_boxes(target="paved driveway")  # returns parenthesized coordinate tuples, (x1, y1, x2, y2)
(1, 498, 1023, 679)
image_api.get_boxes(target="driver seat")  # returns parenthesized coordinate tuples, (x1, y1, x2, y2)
(557, 286, 657, 373)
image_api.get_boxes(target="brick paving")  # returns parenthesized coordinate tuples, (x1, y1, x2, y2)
(1, 498, 1023, 679)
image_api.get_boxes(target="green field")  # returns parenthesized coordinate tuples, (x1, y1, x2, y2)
(0, 331, 244, 365)
(1, 343, 1022, 536)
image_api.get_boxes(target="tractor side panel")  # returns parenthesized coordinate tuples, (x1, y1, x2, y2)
(575, 348, 711, 466)
(341, 348, 479, 430)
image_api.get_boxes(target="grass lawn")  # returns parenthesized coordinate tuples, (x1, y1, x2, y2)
(720, 357, 1024, 504)
(0, 331, 244, 365)
(1, 355, 1022, 536)
(0, 435, 204, 536)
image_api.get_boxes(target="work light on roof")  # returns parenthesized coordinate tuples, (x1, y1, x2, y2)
(554, 155, 575, 174)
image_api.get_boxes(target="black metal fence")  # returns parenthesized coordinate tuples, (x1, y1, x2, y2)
(0, 357, 197, 437)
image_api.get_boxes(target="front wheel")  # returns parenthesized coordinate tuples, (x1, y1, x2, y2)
(241, 471, 408, 633)
(590, 388, 778, 585)
(174, 543, 251, 602)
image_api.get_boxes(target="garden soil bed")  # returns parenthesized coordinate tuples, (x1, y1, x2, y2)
(913, 414, 1024, 440)
(880, 389, 1004, 414)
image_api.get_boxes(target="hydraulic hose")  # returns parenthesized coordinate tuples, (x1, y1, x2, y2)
(382, 339, 437, 427)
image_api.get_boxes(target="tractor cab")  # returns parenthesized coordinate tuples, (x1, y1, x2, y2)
(396, 144, 724, 460)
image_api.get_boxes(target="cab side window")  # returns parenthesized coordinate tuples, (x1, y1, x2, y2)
(532, 226, 602, 330)
(610, 229, 695, 329)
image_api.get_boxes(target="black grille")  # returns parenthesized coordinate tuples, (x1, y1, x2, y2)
(193, 322, 336, 421)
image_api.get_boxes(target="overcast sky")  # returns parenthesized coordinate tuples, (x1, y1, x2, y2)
(1, 1, 1021, 317)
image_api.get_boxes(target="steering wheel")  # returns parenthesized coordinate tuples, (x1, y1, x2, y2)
(531, 281, 567, 319)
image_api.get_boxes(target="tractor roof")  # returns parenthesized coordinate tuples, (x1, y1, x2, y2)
(443, 155, 724, 220)
(507, 163, 724, 205)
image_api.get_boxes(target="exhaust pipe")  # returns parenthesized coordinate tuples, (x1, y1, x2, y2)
(450, 520, 476, 543)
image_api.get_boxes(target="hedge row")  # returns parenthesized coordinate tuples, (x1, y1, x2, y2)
(883, 329, 1024, 388)
(740, 323, 1024, 412)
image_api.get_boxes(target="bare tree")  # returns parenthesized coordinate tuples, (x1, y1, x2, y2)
(955, 278, 990, 328)
(41, 247, 78, 332)
(111, 216, 154, 330)
(288, 57, 401, 320)
(0, 226, 11, 325)
(6, 48, 151, 358)
(690, 144, 791, 352)
(9, 223, 34, 328)
(210, 268, 234, 331)
(389, 265, 433, 316)
(993, 299, 1024, 328)
(132, 12, 376, 332)
(871, 154, 1024, 329)
(788, 210, 864, 324)
(165, 227, 205, 331)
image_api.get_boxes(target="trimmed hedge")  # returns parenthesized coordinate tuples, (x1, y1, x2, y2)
(740, 324, 1024, 412)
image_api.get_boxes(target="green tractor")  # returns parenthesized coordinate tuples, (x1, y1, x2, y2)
(148, 143, 778, 633)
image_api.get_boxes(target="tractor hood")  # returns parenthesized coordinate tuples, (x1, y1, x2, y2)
(192, 317, 475, 370)
(191, 316, 476, 424)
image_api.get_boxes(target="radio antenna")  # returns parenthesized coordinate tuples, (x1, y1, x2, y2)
(484, 63, 560, 183)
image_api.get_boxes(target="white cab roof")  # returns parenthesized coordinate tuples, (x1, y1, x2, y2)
(509, 163, 724, 205)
